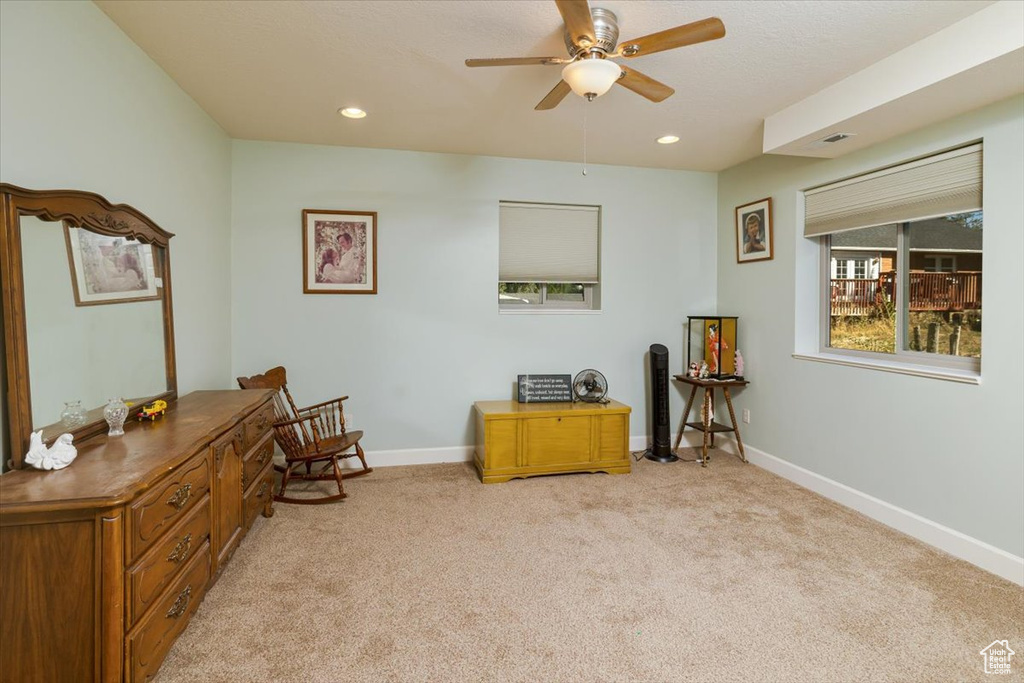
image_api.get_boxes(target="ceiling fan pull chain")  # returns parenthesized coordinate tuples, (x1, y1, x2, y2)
(582, 99, 588, 176)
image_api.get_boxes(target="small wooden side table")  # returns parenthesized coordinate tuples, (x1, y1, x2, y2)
(672, 375, 749, 468)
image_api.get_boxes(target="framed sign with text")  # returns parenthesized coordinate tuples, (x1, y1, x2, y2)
(517, 374, 573, 403)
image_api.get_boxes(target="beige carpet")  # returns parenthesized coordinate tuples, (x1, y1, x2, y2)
(155, 453, 1023, 683)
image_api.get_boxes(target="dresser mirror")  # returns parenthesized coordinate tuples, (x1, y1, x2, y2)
(1, 185, 177, 468)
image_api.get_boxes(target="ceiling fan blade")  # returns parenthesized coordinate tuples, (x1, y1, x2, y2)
(535, 80, 572, 110)
(616, 17, 725, 58)
(465, 57, 570, 67)
(616, 65, 674, 102)
(555, 0, 596, 49)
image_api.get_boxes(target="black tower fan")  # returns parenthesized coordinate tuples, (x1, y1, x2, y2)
(645, 343, 677, 463)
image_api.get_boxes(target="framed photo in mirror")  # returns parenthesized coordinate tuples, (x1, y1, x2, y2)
(64, 223, 159, 305)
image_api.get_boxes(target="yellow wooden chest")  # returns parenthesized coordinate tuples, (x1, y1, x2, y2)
(473, 399, 631, 484)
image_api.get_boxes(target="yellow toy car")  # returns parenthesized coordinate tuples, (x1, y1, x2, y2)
(137, 399, 167, 421)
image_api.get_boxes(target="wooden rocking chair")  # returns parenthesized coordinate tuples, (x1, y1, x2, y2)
(236, 366, 372, 504)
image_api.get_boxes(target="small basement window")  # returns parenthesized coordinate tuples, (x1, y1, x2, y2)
(498, 202, 600, 311)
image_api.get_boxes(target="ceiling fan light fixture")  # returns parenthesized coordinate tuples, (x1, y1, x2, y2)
(657, 135, 680, 144)
(338, 107, 367, 119)
(561, 59, 622, 99)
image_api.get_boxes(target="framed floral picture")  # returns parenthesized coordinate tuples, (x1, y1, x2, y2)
(735, 197, 773, 263)
(64, 224, 159, 306)
(302, 209, 377, 294)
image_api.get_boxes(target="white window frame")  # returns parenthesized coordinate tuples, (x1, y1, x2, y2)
(499, 283, 596, 311)
(498, 201, 601, 313)
(819, 221, 980, 374)
(834, 259, 848, 279)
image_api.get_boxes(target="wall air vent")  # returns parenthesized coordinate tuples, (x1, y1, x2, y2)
(802, 132, 857, 151)
(822, 133, 853, 143)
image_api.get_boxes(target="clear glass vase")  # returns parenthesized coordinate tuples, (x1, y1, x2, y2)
(103, 398, 129, 437)
(61, 400, 87, 427)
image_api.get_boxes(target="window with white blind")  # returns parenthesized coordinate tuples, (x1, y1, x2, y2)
(805, 143, 983, 372)
(498, 202, 600, 311)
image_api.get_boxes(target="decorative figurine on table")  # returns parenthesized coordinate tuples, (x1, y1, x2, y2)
(734, 350, 745, 378)
(698, 361, 709, 379)
(688, 362, 699, 378)
(25, 431, 77, 470)
(137, 399, 168, 421)
(707, 323, 731, 375)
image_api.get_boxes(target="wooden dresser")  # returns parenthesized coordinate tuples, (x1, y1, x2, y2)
(0, 389, 276, 683)
(474, 399, 631, 483)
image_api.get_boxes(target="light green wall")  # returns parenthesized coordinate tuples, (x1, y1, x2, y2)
(716, 95, 1024, 556)
(230, 141, 718, 449)
(0, 0, 234, 464)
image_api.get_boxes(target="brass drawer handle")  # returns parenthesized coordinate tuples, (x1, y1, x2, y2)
(255, 412, 270, 432)
(167, 533, 193, 564)
(256, 445, 272, 465)
(257, 481, 269, 499)
(166, 584, 192, 619)
(166, 483, 192, 510)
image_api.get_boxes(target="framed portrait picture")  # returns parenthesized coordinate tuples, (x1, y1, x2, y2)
(64, 224, 159, 306)
(735, 197, 773, 263)
(303, 209, 378, 294)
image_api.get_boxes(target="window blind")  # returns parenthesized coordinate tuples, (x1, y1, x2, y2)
(804, 144, 982, 237)
(499, 202, 599, 283)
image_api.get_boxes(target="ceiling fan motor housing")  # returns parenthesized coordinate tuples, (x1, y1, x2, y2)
(564, 8, 619, 57)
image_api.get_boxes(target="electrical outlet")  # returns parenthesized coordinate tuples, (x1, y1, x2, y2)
(742, 409, 750, 424)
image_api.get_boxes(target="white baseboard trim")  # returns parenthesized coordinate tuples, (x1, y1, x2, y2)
(629, 434, 708, 453)
(357, 439, 656, 468)
(354, 437, 1023, 585)
(351, 445, 475, 469)
(731, 439, 1024, 586)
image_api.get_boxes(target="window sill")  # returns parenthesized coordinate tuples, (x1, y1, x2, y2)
(499, 308, 601, 315)
(792, 352, 980, 385)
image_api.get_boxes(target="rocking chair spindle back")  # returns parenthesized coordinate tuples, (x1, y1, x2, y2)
(236, 366, 372, 504)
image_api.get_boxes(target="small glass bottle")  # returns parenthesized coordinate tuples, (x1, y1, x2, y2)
(61, 400, 86, 427)
(103, 398, 129, 437)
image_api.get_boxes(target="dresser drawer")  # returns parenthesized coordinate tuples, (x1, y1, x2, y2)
(243, 400, 275, 450)
(127, 542, 211, 683)
(242, 432, 274, 491)
(127, 496, 211, 625)
(243, 467, 273, 531)
(130, 452, 211, 561)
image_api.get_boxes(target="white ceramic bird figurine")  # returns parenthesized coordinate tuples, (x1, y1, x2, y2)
(24, 431, 78, 470)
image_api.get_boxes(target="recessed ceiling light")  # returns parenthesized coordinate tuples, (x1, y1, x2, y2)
(339, 107, 367, 119)
(657, 135, 680, 145)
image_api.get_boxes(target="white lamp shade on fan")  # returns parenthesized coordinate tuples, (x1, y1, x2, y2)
(561, 59, 622, 98)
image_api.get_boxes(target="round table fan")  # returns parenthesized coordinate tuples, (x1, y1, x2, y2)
(573, 369, 608, 403)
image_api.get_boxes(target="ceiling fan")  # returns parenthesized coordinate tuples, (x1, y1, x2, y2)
(465, 0, 725, 110)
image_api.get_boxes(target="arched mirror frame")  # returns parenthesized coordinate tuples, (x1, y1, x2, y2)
(0, 184, 177, 468)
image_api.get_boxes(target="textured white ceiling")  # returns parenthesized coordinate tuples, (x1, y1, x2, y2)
(95, 0, 994, 171)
